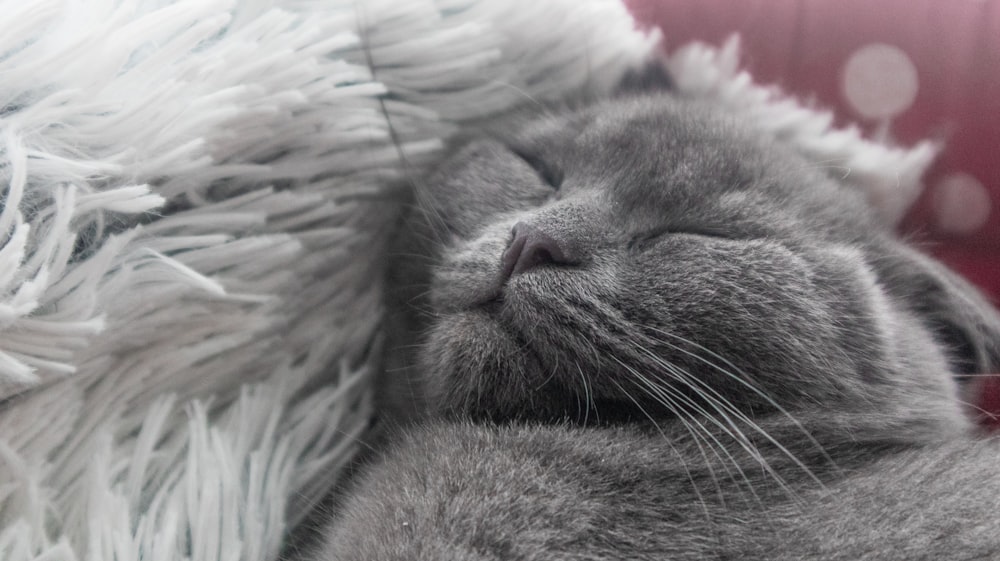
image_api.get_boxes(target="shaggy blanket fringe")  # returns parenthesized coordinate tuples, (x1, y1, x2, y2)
(0, 1, 934, 560)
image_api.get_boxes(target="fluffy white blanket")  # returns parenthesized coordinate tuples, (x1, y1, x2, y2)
(0, 1, 934, 560)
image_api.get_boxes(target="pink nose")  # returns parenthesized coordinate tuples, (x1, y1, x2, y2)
(499, 222, 567, 284)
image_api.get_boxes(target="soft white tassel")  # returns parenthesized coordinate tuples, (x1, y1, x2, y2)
(668, 36, 938, 225)
(0, 0, 654, 560)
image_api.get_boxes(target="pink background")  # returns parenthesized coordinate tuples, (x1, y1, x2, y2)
(626, 0, 1000, 300)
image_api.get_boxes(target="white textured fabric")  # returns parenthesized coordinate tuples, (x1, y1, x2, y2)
(0, 1, 656, 560)
(0, 2, 934, 560)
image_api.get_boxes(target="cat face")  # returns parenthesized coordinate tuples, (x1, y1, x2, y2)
(397, 94, 1000, 433)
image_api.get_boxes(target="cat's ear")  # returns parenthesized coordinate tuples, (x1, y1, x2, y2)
(616, 58, 674, 94)
(878, 244, 1000, 377)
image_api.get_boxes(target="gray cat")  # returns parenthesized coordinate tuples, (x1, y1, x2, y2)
(312, 76, 1000, 560)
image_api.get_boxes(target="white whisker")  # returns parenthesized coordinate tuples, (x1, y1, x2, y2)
(607, 376, 716, 528)
(624, 343, 824, 497)
(644, 326, 835, 474)
(614, 354, 778, 502)
(625, 369, 748, 507)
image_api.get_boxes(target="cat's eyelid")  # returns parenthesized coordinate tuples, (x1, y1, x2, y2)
(626, 225, 732, 250)
(626, 227, 667, 251)
(509, 146, 563, 190)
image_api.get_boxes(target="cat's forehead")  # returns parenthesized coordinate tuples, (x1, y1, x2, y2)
(525, 97, 770, 199)
(536, 98, 778, 215)
(462, 95, 874, 242)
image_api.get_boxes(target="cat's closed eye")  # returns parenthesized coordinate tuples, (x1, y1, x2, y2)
(509, 145, 563, 190)
(626, 225, 733, 252)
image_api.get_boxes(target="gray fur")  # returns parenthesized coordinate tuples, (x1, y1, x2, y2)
(313, 92, 1000, 560)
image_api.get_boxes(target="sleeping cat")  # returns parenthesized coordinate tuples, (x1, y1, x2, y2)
(312, 75, 1000, 559)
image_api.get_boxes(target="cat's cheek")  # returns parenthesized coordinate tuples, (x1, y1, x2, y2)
(619, 240, 865, 403)
(428, 228, 513, 313)
(418, 310, 542, 417)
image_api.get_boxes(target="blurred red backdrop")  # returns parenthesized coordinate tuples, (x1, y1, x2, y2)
(626, 0, 1000, 300)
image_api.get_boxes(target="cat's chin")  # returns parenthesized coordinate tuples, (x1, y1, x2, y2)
(416, 308, 677, 424)
(419, 308, 543, 416)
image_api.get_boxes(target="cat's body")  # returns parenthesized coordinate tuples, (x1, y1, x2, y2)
(322, 422, 1000, 560)
(313, 89, 1000, 560)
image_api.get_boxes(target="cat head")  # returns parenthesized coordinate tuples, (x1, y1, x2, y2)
(396, 90, 1000, 440)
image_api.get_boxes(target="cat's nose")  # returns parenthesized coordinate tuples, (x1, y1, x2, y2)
(499, 221, 567, 283)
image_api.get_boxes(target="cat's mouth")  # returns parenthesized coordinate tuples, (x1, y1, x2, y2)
(563, 398, 679, 426)
(428, 304, 688, 426)
(451, 376, 677, 426)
